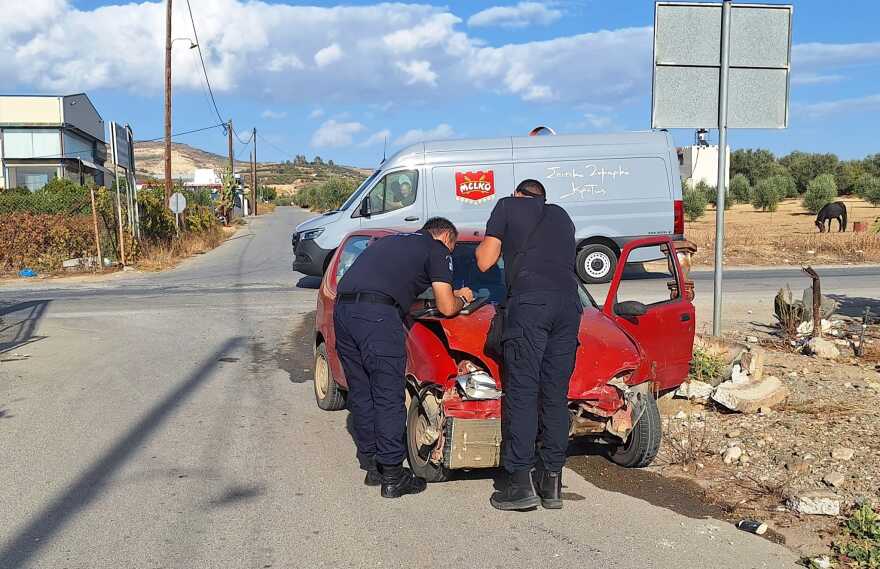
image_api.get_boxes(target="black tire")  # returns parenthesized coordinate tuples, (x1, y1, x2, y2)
(406, 395, 450, 482)
(314, 343, 346, 411)
(576, 243, 618, 284)
(608, 393, 662, 468)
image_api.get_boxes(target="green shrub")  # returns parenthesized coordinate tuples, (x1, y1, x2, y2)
(802, 173, 838, 214)
(293, 177, 357, 211)
(751, 178, 782, 212)
(683, 185, 708, 221)
(0, 178, 90, 214)
(699, 180, 731, 210)
(273, 197, 294, 206)
(773, 174, 799, 198)
(854, 173, 880, 206)
(729, 174, 752, 204)
(184, 205, 219, 233)
(137, 188, 176, 242)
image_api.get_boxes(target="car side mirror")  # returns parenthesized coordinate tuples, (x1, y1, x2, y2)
(358, 197, 371, 218)
(616, 300, 648, 317)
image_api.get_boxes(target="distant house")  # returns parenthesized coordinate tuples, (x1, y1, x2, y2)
(184, 168, 222, 191)
(0, 93, 109, 191)
(678, 143, 730, 189)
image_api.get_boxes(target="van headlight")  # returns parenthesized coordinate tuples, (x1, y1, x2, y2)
(456, 370, 502, 400)
(300, 228, 324, 241)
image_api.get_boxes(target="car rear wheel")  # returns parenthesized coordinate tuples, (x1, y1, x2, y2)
(314, 343, 346, 411)
(608, 393, 661, 468)
(406, 392, 450, 482)
(576, 244, 617, 284)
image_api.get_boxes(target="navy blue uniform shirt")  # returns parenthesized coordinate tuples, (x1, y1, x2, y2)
(485, 196, 577, 296)
(337, 230, 454, 310)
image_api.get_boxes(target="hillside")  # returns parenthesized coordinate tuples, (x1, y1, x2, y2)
(133, 141, 367, 195)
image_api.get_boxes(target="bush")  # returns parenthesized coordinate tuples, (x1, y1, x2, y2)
(854, 173, 880, 206)
(698, 180, 731, 210)
(137, 188, 176, 242)
(773, 174, 799, 198)
(293, 177, 357, 211)
(751, 178, 782, 212)
(683, 185, 708, 221)
(0, 212, 95, 271)
(729, 174, 752, 204)
(0, 178, 90, 214)
(802, 173, 838, 214)
(273, 197, 294, 206)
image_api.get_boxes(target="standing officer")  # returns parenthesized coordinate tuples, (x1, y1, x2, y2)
(475, 179, 580, 511)
(334, 218, 475, 498)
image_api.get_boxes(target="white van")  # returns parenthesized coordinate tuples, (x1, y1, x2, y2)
(292, 131, 684, 283)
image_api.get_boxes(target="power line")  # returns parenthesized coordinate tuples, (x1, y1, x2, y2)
(135, 123, 227, 143)
(256, 133, 295, 161)
(184, 0, 225, 127)
(231, 124, 254, 146)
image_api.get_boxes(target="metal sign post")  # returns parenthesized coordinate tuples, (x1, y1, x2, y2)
(652, 1, 792, 336)
(712, 0, 732, 337)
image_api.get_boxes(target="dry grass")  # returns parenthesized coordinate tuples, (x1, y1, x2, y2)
(136, 226, 227, 271)
(778, 398, 864, 416)
(660, 414, 714, 468)
(687, 197, 880, 267)
(256, 202, 276, 214)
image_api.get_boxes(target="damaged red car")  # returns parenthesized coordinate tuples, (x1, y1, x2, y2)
(312, 229, 695, 481)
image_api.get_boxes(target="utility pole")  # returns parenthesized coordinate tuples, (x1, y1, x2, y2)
(251, 127, 257, 216)
(227, 120, 234, 176)
(163, 0, 173, 206)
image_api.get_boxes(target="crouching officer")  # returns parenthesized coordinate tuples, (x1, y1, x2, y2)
(476, 179, 580, 511)
(334, 218, 475, 498)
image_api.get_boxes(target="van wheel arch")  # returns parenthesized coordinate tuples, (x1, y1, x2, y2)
(576, 238, 620, 284)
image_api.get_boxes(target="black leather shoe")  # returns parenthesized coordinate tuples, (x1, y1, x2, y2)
(364, 469, 382, 486)
(490, 470, 540, 511)
(532, 469, 563, 509)
(379, 465, 427, 498)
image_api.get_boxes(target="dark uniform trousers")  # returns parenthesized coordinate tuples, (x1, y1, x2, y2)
(333, 302, 408, 467)
(501, 290, 582, 473)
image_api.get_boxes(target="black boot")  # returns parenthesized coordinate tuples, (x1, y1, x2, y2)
(379, 464, 427, 498)
(363, 456, 381, 487)
(490, 470, 540, 511)
(532, 469, 563, 509)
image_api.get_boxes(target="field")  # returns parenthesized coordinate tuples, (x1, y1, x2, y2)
(686, 197, 880, 267)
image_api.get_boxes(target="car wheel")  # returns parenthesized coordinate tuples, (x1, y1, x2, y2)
(576, 244, 617, 284)
(608, 393, 661, 468)
(406, 393, 450, 482)
(314, 343, 345, 411)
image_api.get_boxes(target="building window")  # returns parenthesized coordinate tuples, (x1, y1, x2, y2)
(8, 166, 60, 192)
(3, 129, 62, 159)
(62, 131, 95, 162)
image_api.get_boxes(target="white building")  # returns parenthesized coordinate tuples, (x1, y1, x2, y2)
(678, 144, 730, 189)
(184, 168, 221, 191)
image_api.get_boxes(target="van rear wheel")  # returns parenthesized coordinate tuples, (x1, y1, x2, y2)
(577, 244, 617, 284)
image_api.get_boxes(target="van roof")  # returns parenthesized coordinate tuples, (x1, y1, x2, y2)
(385, 130, 673, 167)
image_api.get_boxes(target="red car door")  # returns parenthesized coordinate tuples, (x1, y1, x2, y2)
(601, 237, 694, 391)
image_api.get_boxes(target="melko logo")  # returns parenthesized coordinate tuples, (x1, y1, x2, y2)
(455, 170, 495, 204)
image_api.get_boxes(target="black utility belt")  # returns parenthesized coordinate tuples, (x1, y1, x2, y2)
(337, 292, 398, 307)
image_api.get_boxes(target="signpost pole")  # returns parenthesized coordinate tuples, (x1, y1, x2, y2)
(712, 0, 733, 337)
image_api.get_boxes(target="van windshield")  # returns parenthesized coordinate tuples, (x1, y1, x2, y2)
(339, 169, 381, 212)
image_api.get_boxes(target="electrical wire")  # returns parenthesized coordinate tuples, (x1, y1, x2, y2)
(134, 122, 227, 143)
(256, 133, 295, 161)
(231, 124, 254, 145)
(184, 0, 225, 127)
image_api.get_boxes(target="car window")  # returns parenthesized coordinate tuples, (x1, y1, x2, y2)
(614, 243, 681, 308)
(335, 236, 371, 282)
(417, 243, 507, 303)
(363, 170, 418, 216)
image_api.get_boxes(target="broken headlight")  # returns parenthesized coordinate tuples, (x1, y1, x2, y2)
(455, 370, 502, 400)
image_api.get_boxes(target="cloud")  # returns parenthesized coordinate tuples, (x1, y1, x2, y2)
(261, 109, 287, 119)
(314, 43, 343, 68)
(795, 94, 880, 118)
(790, 73, 846, 86)
(583, 113, 612, 129)
(311, 119, 365, 147)
(360, 129, 391, 147)
(395, 124, 455, 146)
(264, 54, 304, 72)
(396, 60, 438, 86)
(468, 2, 562, 29)
(792, 41, 880, 69)
(308, 108, 325, 119)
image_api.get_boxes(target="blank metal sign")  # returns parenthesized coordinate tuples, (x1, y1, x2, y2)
(652, 2, 792, 129)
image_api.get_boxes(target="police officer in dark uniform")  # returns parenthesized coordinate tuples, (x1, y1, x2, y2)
(476, 179, 580, 511)
(334, 217, 475, 498)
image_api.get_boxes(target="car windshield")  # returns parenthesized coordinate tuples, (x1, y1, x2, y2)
(417, 242, 597, 309)
(338, 169, 381, 212)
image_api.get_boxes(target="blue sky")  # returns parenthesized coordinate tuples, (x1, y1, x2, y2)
(6, 1, 879, 167)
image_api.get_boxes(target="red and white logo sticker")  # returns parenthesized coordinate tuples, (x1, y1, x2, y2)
(455, 170, 495, 204)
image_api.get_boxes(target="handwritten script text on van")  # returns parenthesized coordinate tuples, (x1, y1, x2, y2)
(547, 164, 630, 200)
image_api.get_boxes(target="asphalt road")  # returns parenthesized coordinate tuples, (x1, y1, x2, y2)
(5, 206, 867, 568)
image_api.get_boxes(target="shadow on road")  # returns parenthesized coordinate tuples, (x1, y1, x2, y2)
(827, 294, 880, 320)
(296, 276, 321, 289)
(0, 299, 50, 354)
(0, 336, 244, 568)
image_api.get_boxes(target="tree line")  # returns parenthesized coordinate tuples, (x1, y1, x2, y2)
(683, 149, 880, 221)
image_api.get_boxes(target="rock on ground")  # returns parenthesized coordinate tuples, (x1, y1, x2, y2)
(804, 337, 840, 359)
(787, 490, 841, 516)
(711, 375, 789, 414)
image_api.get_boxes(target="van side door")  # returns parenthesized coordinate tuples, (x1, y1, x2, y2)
(602, 236, 695, 391)
(353, 169, 424, 230)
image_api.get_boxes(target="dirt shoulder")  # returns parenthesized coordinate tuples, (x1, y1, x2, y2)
(687, 197, 880, 268)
